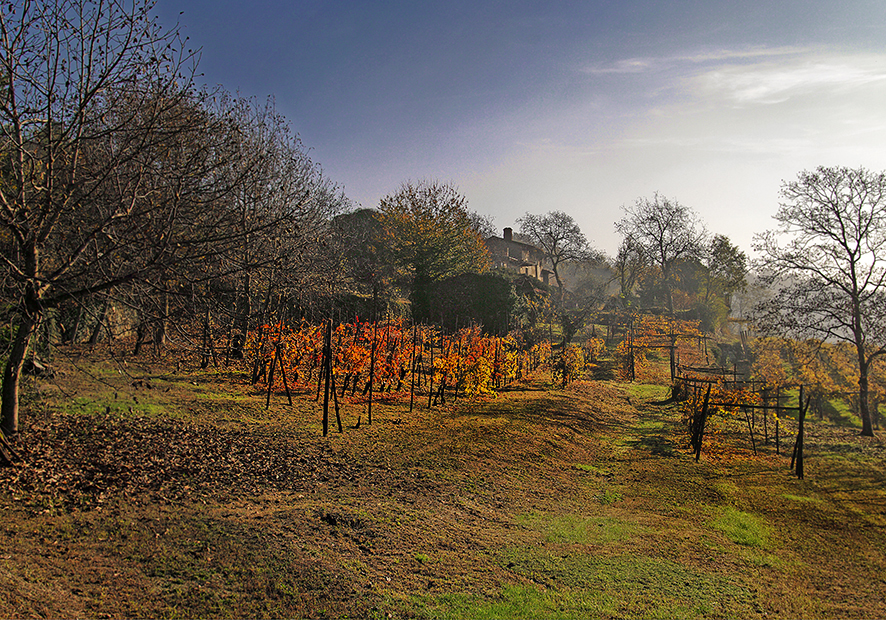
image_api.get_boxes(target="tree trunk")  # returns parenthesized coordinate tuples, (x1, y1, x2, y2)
(661, 263, 675, 314)
(857, 340, 874, 436)
(233, 271, 252, 357)
(858, 367, 874, 436)
(153, 290, 169, 352)
(1, 312, 40, 437)
(200, 306, 212, 370)
(89, 299, 109, 346)
(411, 273, 432, 324)
(552, 263, 564, 302)
(133, 317, 147, 356)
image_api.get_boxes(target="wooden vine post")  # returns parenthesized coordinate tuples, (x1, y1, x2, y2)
(409, 323, 417, 412)
(691, 384, 712, 462)
(275, 344, 293, 406)
(775, 409, 780, 455)
(250, 323, 268, 385)
(427, 330, 435, 409)
(331, 329, 343, 433)
(322, 318, 332, 437)
(265, 339, 279, 410)
(668, 321, 676, 383)
(743, 407, 757, 455)
(629, 316, 636, 382)
(791, 385, 808, 479)
(315, 325, 324, 401)
(367, 320, 376, 425)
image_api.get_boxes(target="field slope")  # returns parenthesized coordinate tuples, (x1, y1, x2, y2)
(1, 357, 885, 618)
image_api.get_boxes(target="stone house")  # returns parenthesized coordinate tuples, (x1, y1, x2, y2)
(484, 227, 552, 286)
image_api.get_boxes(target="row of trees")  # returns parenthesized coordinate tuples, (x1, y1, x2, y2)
(608, 167, 886, 438)
(612, 194, 747, 327)
(0, 1, 525, 441)
(0, 0, 349, 435)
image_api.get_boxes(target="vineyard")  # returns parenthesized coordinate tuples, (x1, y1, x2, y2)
(237, 313, 818, 471)
(243, 318, 559, 420)
(242, 313, 723, 405)
(1, 3, 885, 615)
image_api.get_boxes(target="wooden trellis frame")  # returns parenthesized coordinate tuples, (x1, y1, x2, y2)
(678, 375, 809, 478)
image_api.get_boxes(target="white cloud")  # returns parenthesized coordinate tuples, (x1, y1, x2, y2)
(581, 46, 805, 75)
(692, 54, 886, 105)
(583, 58, 653, 74)
(672, 47, 807, 64)
(458, 46, 886, 257)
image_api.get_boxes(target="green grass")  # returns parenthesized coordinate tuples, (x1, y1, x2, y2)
(623, 383, 671, 401)
(516, 512, 640, 544)
(415, 585, 621, 620)
(11, 356, 885, 619)
(619, 419, 676, 457)
(424, 550, 758, 619)
(821, 398, 863, 427)
(709, 507, 770, 548)
(596, 487, 623, 505)
(62, 396, 169, 418)
(574, 463, 609, 476)
(782, 494, 822, 504)
(781, 388, 864, 428)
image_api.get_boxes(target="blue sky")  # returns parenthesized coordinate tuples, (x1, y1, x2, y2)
(156, 1, 886, 255)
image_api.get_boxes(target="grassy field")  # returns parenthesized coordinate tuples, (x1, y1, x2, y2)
(1, 347, 885, 618)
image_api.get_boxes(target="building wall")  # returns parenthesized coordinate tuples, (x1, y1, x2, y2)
(484, 228, 551, 286)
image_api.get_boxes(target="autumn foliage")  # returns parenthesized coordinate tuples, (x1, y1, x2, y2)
(613, 314, 707, 382)
(243, 318, 553, 402)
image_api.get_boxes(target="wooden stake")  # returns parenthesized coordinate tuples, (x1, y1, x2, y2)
(368, 320, 376, 425)
(744, 408, 757, 455)
(409, 323, 417, 412)
(322, 319, 332, 437)
(265, 343, 278, 410)
(276, 344, 293, 406)
(695, 384, 712, 462)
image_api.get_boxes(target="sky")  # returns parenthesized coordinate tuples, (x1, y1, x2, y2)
(155, 1, 886, 257)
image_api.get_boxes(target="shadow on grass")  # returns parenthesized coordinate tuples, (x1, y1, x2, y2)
(455, 390, 626, 440)
(618, 400, 682, 457)
(590, 359, 618, 381)
(819, 398, 863, 428)
(623, 422, 678, 457)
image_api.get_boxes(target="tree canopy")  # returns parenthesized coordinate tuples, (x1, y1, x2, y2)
(703, 234, 748, 304)
(377, 180, 489, 323)
(0, 0, 346, 435)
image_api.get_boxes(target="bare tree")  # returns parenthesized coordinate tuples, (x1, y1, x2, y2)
(0, 0, 216, 436)
(517, 210, 595, 299)
(214, 94, 346, 346)
(754, 166, 886, 437)
(468, 211, 496, 239)
(615, 193, 706, 313)
(610, 235, 646, 308)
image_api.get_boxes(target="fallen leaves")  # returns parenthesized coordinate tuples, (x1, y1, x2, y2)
(0, 412, 361, 514)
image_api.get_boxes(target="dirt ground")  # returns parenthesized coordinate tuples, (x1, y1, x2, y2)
(1, 349, 885, 618)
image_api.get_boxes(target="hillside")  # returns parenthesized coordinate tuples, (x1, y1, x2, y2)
(0, 351, 884, 618)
